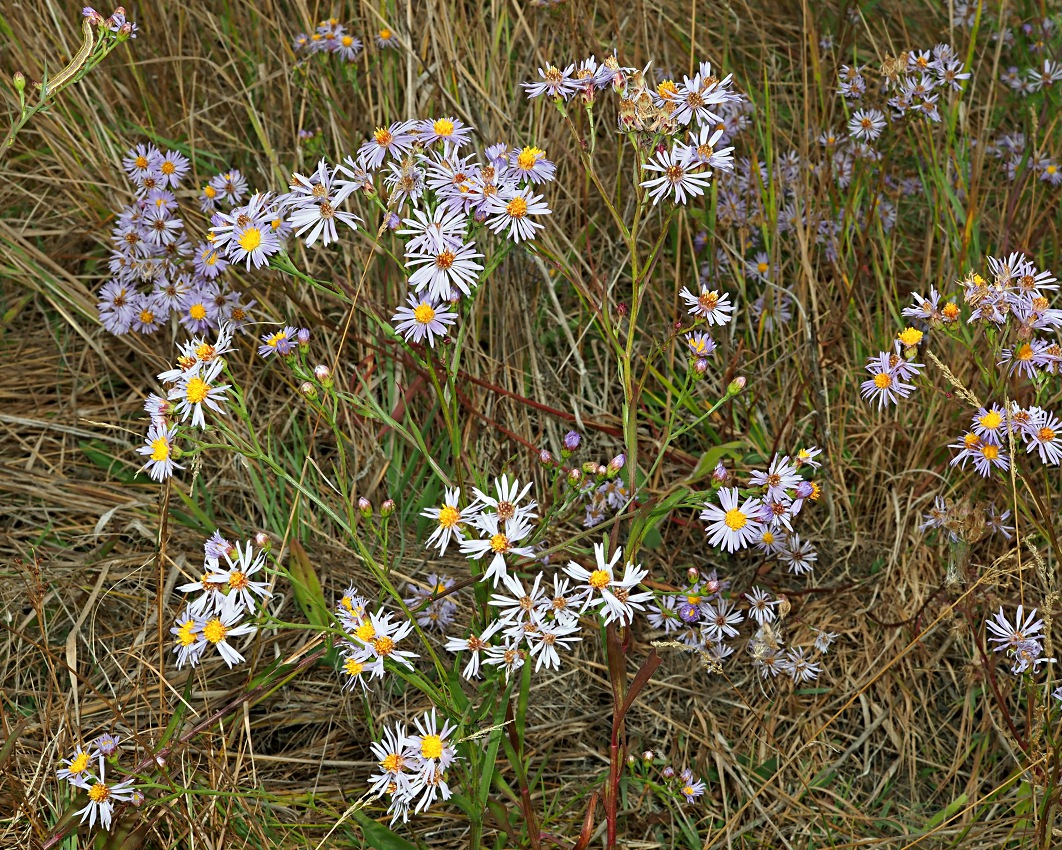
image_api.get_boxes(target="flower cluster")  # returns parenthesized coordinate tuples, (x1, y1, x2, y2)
(97, 144, 255, 337)
(368, 710, 457, 825)
(699, 450, 823, 570)
(171, 530, 270, 669)
(405, 573, 459, 632)
(55, 735, 141, 831)
(292, 18, 399, 60)
(334, 586, 419, 689)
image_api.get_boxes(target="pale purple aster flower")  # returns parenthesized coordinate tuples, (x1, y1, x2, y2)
(679, 285, 734, 325)
(1023, 407, 1062, 464)
(257, 326, 299, 358)
(406, 239, 483, 300)
(522, 63, 578, 99)
(149, 149, 191, 189)
(484, 186, 551, 242)
(860, 352, 915, 408)
(210, 169, 248, 206)
(744, 587, 776, 625)
(641, 145, 712, 205)
(392, 294, 457, 346)
(700, 488, 763, 552)
(679, 777, 706, 803)
(123, 143, 161, 183)
(129, 293, 164, 334)
(749, 455, 801, 502)
(443, 621, 505, 680)
(986, 605, 1044, 652)
(778, 534, 817, 575)
(399, 205, 467, 254)
(847, 108, 886, 141)
(414, 117, 474, 148)
(137, 422, 181, 481)
(506, 146, 556, 184)
(357, 121, 416, 169)
(781, 647, 820, 682)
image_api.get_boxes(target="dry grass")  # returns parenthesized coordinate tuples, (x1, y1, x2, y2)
(1, 0, 1060, 848)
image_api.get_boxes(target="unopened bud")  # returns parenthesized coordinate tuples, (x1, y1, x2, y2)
(726, 376, 747, 396)
(12, 72, 25, 92)
(380, 499, 396, 518)
(314, 363, 333, 387)
(567, 468, 583, 487)
(693, 357, 710, 377)
(384, 211, 401, 230)
(642, 750, 654, 762)
(711, 461, 730, 487)
(538, 449, 554, 467)
(661, 765, 675, 778)
(562, 430, 581, 457)
(253, 531, 270, 551)
(297, 327, 311, 348)
(357, 497, 373, 518)
(582, 461, 598, 476)
(626, 754, 637, 767)
(300, 380, 317, 399)
(596, 464, 607, 479)
(117, 21, 133, 40)
(607, 453, 626, 477)
(82, 8, 105, 26)
(686, 566, 699, 583)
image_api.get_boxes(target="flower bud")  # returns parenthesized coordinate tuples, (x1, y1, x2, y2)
(380, 499, 396, 518)
(82, 8, 105, 26)
(711, 461, 730, 487)
(357, 497, 373, 518)
(642, 750, 654, 762)
(116, 21, 132, 40)
(562, 430, 581, 457)
(538, 449, 554, 467)
(131, 790, 145, 807)
(596, 464, 607, 479)
(582, 461, 598, 476)
(693, 357, 710, 378)
(686, 566, 699, 583)
(726, 375, 747, 396)
(567, 468, 583, 487)
(607, 453, 626, 477)
(297, 327, 311, 348)
(300, 380, 317, 399)
(12, 72, 25, 92)
(661, 765, 676, 779)
(254, 531, 271, 551)
(384, 211, 401, 230)
(314, 363, 333, 387)
(626, 754, 637, 767)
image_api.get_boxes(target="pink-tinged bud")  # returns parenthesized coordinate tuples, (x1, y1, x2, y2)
(314, 363, 333, 387)
(607, 453, 626, 476)
(711, 461, 730, 487)
(626, 754, 637, 767)
(686, 566, 699, 583)
(612, 71, 627, 94)
(567, 468, 583, 487)
(661, 765, 676, 778)
(726, 376, 747, 396)
(539, 449, 554, 467)
(154, 755, 166, 767)
(704, 577, 721, 594)
(582, 461, 598, 476)
(82, 8, 105, 26)
(357, 497, 373, 518)
(300, 380, 317, 399)
(116, 21, 133, 40)
(12, 72, 26, 92)
(113, 5, 127, 15)
(642, 750, 654, 762)
(596, 464, 607, 479)
(693, 357, 710, 377)
(253, 531, 271, 551)
(380, 499, 395, 518)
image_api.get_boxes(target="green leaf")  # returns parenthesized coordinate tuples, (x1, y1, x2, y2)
(688, 441, 745, 484)
(351, 810, 419, 850)
(79, 440, 137, 484)
(287, 540, 330, 631)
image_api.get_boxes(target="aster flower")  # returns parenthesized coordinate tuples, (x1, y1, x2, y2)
(779, 534, 817, 575)
(334, 33, 363, 61)
(507, 146, 556, 184)
(484, 186, 551, 242)
(415, 117, 474, 148)
(376, 27, 399, 48)
(258, 325, 299, 358)
(563, 541, 653, 626)
(744, 587, 776, 625)
(211, 169, 248, 205)
(679, 776, 706, 803)
(193, 606, 257, 667)
(700, 488, 763, 553)
(488, 572, 548, 625)
(483, 639, 526, 680)
(72, 761, 137, 831)
(860, 352, 915, 408)
(471, 475, 538, 525)
(702, 599, 743, 641)
(522, 63, 578, 99)
(149, 149, 191, 189)
(398, 205, 467, 254)
(206, 540, 272, 615)
(749, 455, 801, 502)
(781, 647, 821, 682)
(421, 487, 479, 555)
(168, 358, 230, 429)
(948, 433, 1009, 477)
(392, 294, 458, 347)
(406, 239, 483, 300)
(286, 192, 362, 248)
(368, 722, 420, 800)
(640, 145, 713, 205)
(459, 512, 536, 586)
(1024, 407, 1062, 464)
(137, 422, 181, 481)
(123, 143, 160, 182)
(986, 605, 1044, 652)
(170, 608, 206, 668)
(527, 618, 582, 671)
(56, 746, 96, 785)
(347, 609, 419, 676)
(679, 285, 734, 325)
(230, 214, 281, 270)
(847, 108, 886, 141)
(444, 620, 505, 680)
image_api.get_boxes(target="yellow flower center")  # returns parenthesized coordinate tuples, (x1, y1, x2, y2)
(435, 249, 456, 270)
(203, 618, 227, 644)
(88, 782, 111, 803)
(420, 734, 444, 759)
(437, 504, 460, 528)
(757, 262, 769, 274)
(238, 227, 263, 252)
(897, 327, 923, 346)
(68, 752, 90, 774)
(433, 118, 455, 137)
(135, 155, 149, 169)
(506, 197, 528, 218)
(810, 482, 821, 500)
(1039, 427, 1056, 442)
(373, 127, 393, 146)
(379, 28, 392, 39)
(185, 377, 210, 405)
(981, 444, 999, 460)
(698, 291, 720, 311)
(517, 146, 544, 170)
(723, 508, 747, 530)
(686, 594, 701, 605)
(139, 309, 155, 324)
(355, 622, 376, 642)
(204, 184, 217, 198)
(873, 373, 892, 388)
(189, 303, 207, 321)
(344, 657, 364, 677)
(176, 619, 196, 647)
(657, 80, 678, 97)
(762, 530, 775, 544)
(381, 752, 404, 772)
(1049, 165, 1057, 174)
(979, 410, 1002, 430)
(588, 569, 611, 589)
(202, 250, 218, 266)
(161, 160, 176, 175)
(413, 303, 436, 324)
(342, 35, 354, 47)
(964, 432, 980, 449)
(265, 331, 287, 348)
(942, 302, 960, 320)
(150, 437, 170, 462)
(228, 571, 248, 591)
(682, 785, 694, 797)
(373, 636, 395, 656)
(1016, 343, 1033, 361)
(489, 533, 509, 553)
